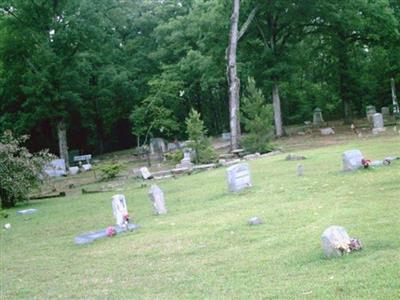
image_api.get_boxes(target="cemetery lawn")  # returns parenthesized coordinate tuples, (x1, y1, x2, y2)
(1, 135, 399, 299)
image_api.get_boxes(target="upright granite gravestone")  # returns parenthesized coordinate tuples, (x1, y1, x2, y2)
(372, 113, 385, 134)
(177, 149, 193, 169)
(44, 159, 67, 177)
(366, 105, 376, 122)
(313, 108, 324, 126)
(150, 138, 166, 155)
(381, 107, 390, 116)
(140, 167, 153, 180)
(149, 184, 167, 214)
(321, 226, 351, 258)
(226, 163, 252, 192)
(342, 149, 364, 171)
(111, 194, 129, 227)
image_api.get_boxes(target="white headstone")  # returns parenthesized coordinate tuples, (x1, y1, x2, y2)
(226, 163, 252, 192)
(81, 164, 92, 172)
(320, 127, 335, 135)
(149, 184, 167, 214)
(68, 166, 79, 175)
(44, 159, 67, 177)
(150, 138, 166, 154)
(177, 149, 193, 168)
(321, 225, 351, 258)
(342, 149, 364, 171)
(111, 194, 129, 227)
(140, 167, 153, 179)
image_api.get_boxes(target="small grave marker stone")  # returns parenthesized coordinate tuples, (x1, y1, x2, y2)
(111, 194, 129, 227)
(44, 159, 66, 177)
(297, 164, 304, 176)
(140, 167, 153, 179)
(381, 107, 390, 115)
(366, 105, 376, 122)
(248, 216, 263, 226)
(313, 108, 324, 126)
(226, 163, 252, 192)
(342, 149, 364, 171)
(321, 226, 363, 258)
(372, 113, 385, 134)
(149, 184, 167, 214)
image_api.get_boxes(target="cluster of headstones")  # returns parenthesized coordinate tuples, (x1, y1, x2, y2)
(43, 154, 93, 177)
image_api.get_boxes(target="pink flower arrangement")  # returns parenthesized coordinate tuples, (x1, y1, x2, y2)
(106, 226, 116, 237)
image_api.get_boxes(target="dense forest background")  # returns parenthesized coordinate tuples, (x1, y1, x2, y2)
(0, 0, 399, 154)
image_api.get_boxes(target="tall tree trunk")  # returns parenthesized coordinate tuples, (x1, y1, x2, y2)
(227, 0, 240, 150)
(57, 120, 69, 168)
(272, 83, 283, 137)
(336, 35, 352, 124)
(391, 78, 399, 113)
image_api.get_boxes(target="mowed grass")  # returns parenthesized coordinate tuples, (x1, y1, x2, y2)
(1, 135, 399, 299)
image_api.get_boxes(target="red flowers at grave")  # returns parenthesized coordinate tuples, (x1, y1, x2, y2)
(123, 213, 130, 223)
(106, 226, 117, 237)
(361, 158, 371, 168)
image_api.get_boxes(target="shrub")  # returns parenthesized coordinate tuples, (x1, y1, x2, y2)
(98, 163, 122, 181)
(185, 109, 217, 164)
(164, 150, 184, 164)
(0, 131, 53, 208)
(240, 77, 275, 153)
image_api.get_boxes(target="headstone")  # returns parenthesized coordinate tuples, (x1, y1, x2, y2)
(313, 108, 324, 126)
(69, 166, 79, 175)
(321, 225, 351, 258)
(248, 216, 263, 226)
(140, 167, 153, 180)
(297, 164, 304, 176)
(167, 143, 177, 152)
(150, 138, 166, 155)
(342, 149, 364, 171)
(366, 105, 376, 122)
(73, 154, 92, 164)
(43, 159, 67, 177)
(81, 163, 92, 172)
(17, 208, 38, 215)
(226, 163, 252, 192)
(372, 113, 385, 133)
(148, 184, 167, 214)
(111, 194, 129, 227)
(74, 224, 139, 245)
(285, 154, 306, 161)
(177, 149, 193, 168)
(320, 127, 335, 135)
(222, 132, 231, 141)
(381, 107, 390, 115)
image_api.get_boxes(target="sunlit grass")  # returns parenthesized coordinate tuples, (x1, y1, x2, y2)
(1, 135, 399, 299)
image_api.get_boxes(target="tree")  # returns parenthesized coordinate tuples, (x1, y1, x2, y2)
(0, 131, 53, 208)
(185, 109, 216, 164)
(240, 77, 274, 153)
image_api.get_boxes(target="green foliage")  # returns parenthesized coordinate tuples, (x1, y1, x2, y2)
(185, 109, 216, 164)
(0, 131, 53, 208)
(240, 77, 274, 153)
(98, 163, 122, 181)
(164, 150, 184, 164)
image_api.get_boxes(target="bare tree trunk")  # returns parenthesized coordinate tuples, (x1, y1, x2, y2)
(272, 83, 283, 137)
(227, 0, 241, 150)
(57, 120, 69, 168)
(391, 78, 399, 114)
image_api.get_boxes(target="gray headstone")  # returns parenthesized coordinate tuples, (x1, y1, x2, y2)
(44, 159, 66, 177)
(81, 163, 92, 172)
(222, 132, 231, 141)
(321, 225, 351, 258)
(149, 184, 167, 214)
(366, 105, 376, 122)
(150, 138, 166, 155)
(381, 107, 390, 115)
(111, 194, 129, 227)
(342, 149, 364, 171)
(177, 149, 193, 168)
(297, 164, 304, 176)
(372, 113, 384, 129)
(17, 208, 38, 215)
(320, 127, 335, 135)
(313, 108, 324, 126)
(74, 224, 139, 245)
(226, 163, 252, 192)
(248, 216, 263, 226)
(167, 143, 177, 151)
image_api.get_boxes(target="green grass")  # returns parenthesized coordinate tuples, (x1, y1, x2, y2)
(1, 135, 400, 299)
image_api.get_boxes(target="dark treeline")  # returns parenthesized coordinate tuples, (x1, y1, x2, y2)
(0, 0, 399, 154)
